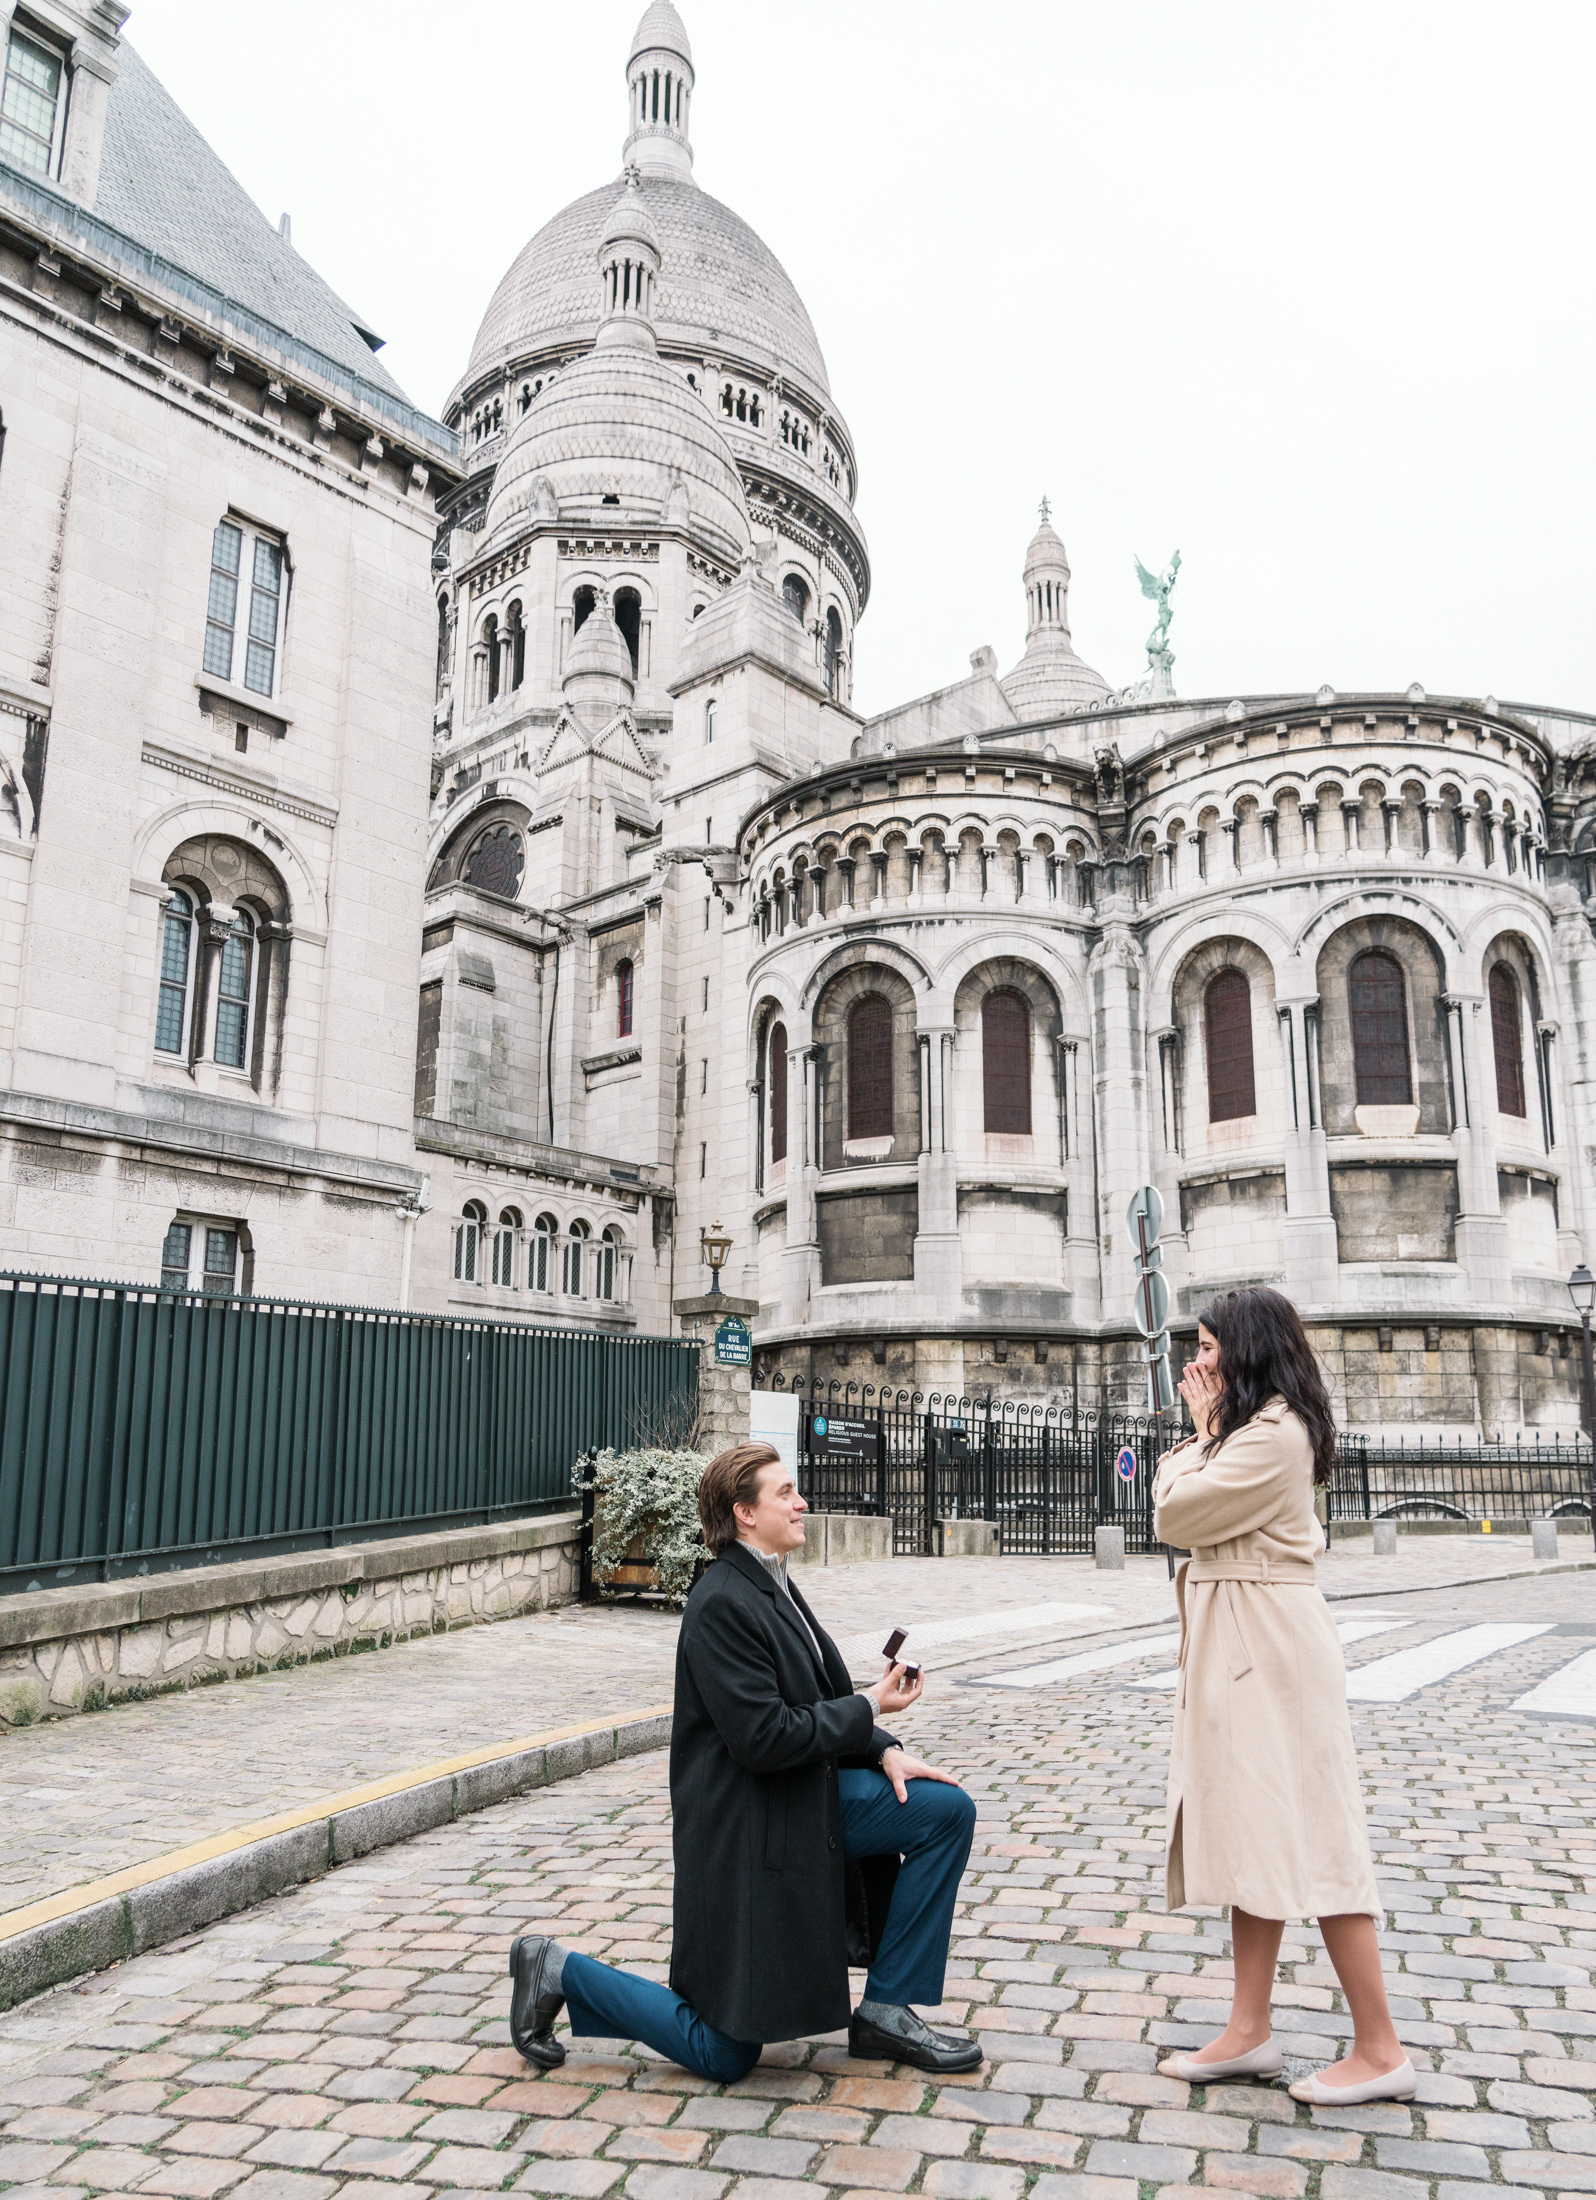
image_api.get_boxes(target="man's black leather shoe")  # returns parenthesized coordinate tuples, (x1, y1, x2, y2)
(509, 1934, 566, 2068)
(848, 2011, 983, 2073)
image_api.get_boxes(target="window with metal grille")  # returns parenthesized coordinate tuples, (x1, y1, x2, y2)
(1, 27, 64, 175)
(160, 1216, 241, 1295)
(214, 910, 256, 1070)
(1204, 967, 1256, 1121)
(769, 1021, 788, 1162)
(204, 521, 242, 679)
(454, 1202, 485, 1284)
(982, 989, 1032, 1133)
(564, 1219, 589, 1295)
(1349, 949, 1413, 1105)
(597, 1226, 623, 1301)
(160, 1220, 191, 1293)
(203, 518, 284, 694)
(464, 824, 524, 900)
(1489, 963, 1526, 1115)
(244, 538, 283, 694)
(531, 1214, 557, 1292)
(616, 959, 634, 1037)
(847, 992, 894, 1140)
(492, 1210, 521, 1287)
(155, 890, 194, 1055)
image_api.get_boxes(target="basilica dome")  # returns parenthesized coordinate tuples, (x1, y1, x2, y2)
(457, 177, 831, 410)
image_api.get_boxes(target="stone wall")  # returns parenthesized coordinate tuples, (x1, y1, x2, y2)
(0, 1512, 580, 1729)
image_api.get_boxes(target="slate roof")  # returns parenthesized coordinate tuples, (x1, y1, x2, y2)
(93, 41, 409, 403)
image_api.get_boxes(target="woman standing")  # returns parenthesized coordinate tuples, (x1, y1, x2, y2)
(1152, 1287, 1414, 2105)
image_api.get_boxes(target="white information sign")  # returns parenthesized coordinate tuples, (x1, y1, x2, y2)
(749, 1389, 800, 1480)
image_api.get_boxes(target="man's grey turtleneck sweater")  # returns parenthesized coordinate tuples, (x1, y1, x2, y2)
(748, 1544, 825, 1662)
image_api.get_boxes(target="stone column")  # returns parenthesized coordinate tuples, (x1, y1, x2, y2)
(1301, 801, 1319, 861)
(1279, 990, 1337, 1304)
(1449, 992, 1510, 1302)
(674, 1290, 759, 1453)
(915, 1022, 960, 1316)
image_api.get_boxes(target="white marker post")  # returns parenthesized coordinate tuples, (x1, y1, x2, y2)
(1127, 1185, 1176, 1415)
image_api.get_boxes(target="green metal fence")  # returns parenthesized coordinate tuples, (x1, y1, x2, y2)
(0, 1274, 700, 1591)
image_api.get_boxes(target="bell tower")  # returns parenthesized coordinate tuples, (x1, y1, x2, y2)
(622, 3, 695, 181)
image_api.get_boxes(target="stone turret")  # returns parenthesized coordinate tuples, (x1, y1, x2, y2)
(623, 2, 695, 181)
(999, 499, 1110, 723)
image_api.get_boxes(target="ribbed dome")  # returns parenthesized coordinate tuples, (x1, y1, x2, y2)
(456, 177, 830, 408)
(482, 345, 751, 562)
(1000, 642, 1112, 720)
(631, 1, 691, 64)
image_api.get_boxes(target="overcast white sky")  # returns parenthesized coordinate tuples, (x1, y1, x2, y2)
(127, 2, 1595, 722)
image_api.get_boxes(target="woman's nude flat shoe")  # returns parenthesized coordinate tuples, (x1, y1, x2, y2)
(1157, 2039, 1283, 2082)
(1288, 2057, 1417, 2105)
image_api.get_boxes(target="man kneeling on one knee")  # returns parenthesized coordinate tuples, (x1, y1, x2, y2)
(509, 1439, 981, 2082)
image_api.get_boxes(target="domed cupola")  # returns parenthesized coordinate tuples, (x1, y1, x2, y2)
(596, 168, 662, 351)
(999, 499, 1111, 721)
(625, 2, 694, 180)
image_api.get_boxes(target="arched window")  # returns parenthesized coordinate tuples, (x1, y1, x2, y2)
(982, 989, 1032, 1134)
(464, 823, 524, 900)
(847, 992, 894, 1141)
(782, 573, 810, 626)
(1489, 963, 1526, 1116)
(564, 1219, 589, 1296)
(614, 586, 642, 675)
(616, 959, 635, 1038)
(597, 1225, 625, 1301)
(705, 697, 716, 745)
(572, 584, 595, 634)
(483, 613, 500, 704)
(435, 594, 450, 699)
(492, 1208, 521, 1288)
(1349, 949, 1412, 1106)
(1203, 968, 1256, 1122)
(454, 1201, 486, 1285)
(155, 890, 196, 1056)
(824, 607, 844, 700)
(214, 910, 258, 1071)
(769, 1021, 788, 1163)
(506, 601, 525, 690)
(531, 1213, 557, 1293)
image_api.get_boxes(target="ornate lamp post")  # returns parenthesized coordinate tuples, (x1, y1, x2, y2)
(701, 1221, 733, 1297)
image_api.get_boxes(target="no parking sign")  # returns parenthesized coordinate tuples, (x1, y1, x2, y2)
(1115, 1445, 1137, 1483)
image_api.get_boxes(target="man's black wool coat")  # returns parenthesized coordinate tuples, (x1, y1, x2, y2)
(668, 1539, 899, 2042)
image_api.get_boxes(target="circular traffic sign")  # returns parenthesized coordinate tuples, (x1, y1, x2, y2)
(813, 1415, 828, 1436)
(1116, 1446, 1137, 1482)
(1126, 1184, 1164, 1249)
(1132, 1267, 1170, 1337)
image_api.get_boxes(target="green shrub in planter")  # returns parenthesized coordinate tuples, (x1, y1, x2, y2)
(578, 1447, 709, 1606)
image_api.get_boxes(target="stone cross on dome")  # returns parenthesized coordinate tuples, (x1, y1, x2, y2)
(1038, 495, 1051, 526)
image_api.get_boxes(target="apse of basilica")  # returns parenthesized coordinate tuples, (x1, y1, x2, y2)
(2, 1, 1594, 1432)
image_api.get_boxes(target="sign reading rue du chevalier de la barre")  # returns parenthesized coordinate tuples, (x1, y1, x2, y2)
(714, 1315, 751, 1366)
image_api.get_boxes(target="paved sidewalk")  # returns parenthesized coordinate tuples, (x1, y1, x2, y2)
(0, 1537, 1584, 1920)
(0, 1569, 1591, 2200)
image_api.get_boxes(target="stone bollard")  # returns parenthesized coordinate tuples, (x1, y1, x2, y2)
(1372, 1519, 1397, 1556)
(1095, 1524, 1126, 1571)
(1532, 1517, 1559, 1561)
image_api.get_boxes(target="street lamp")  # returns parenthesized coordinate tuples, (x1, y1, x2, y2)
(701, 1221, 733, 1297)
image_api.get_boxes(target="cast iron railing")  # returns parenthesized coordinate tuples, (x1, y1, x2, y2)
(1330, 1430, 1595, 1537)
(0, 1273, 699, 1591)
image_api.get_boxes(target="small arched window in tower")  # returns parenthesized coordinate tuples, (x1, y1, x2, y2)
(1204, 967, 1256, 1122)
(482, 613, 499, 704)
(824, 607, 844, 700)
(465, 824, 524, 900)
(572, 585, 595, 635)
(506, 601, 525, 690)
(847, 992, 894, 1142)
(769, 1021, 788, 1164)
(1489, 963, 1526, 1116)
(454, 1201, 486, 1285)
(616, 959, 635, 1038)
(214, 910, 257, 1072)
(1349, 949, 1412, 1106)
(614, 586, 642, 675)
(705, 697, 717, 745)
(531, 1213, 557, 1293)
(982, 989, 1032, 1135)
(782, 573, 810, 627)
(155, 889, 196, 1057)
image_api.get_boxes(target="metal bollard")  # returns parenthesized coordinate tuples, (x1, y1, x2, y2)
(1532, 1517, 1559, 1561)
(1095, 1524, 1126, 1571)
(1372, 1519, 1397, 1556)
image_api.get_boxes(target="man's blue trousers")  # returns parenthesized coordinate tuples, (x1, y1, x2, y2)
(562, 1769, 976, 2084)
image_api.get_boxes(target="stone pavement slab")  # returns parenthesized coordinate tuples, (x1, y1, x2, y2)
(0, 1539, 1583, 1922)
(1, 1570, 1592, 2200)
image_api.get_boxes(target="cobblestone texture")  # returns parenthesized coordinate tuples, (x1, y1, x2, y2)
(2, 1568, 1593, 2200)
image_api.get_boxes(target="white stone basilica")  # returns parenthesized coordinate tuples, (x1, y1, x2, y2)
(4, 0, 1596, 1432)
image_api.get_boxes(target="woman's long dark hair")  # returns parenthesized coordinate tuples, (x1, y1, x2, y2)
(1195, 1286, 1337, 1486)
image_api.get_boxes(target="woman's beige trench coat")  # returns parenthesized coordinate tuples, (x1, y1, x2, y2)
(1152, 1400, 1380, 1921)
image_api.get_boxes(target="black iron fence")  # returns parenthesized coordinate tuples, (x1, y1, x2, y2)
(766, 1378, 1167, 1556)
(1330, 1431, 1595, 1535)
(0, 1273, 700, 1591)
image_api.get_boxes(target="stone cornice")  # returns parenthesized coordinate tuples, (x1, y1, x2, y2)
(140, 738, 339, 829)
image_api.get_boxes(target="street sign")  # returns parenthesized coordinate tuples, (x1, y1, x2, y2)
(1128, 1181, 1177, 1417)
(1131, 1267, 1170, 1337)
(1126, 1184, 1164, 1249)
(810, 1412, 877, 1462)
(714, 1316, 751, 1366)
(1116, 1445, 1137, 1482)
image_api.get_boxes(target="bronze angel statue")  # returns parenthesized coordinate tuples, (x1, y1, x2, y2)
(1135, 549, 1181, 659)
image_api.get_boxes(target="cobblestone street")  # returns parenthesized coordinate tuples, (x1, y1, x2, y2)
(2, 1566, 1593, 2200)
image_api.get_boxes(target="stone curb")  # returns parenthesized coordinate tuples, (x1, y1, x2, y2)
(0, 1702, 672, 2015)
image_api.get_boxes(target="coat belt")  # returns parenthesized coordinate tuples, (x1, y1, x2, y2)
(1187, 1556, 1318, 1585)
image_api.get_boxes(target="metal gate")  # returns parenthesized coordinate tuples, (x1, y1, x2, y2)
(782, 1379, 1167, 1556)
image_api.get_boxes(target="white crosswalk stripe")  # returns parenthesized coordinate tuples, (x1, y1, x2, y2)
(1131, 1614, 1417, 1692)
(1345, 1621, 1554, 1702)
(1513, 1643, 1596, 1721)
(980, 1632, 1183, 1689)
